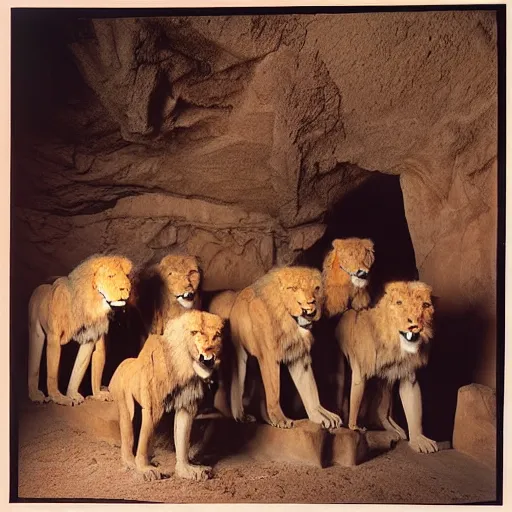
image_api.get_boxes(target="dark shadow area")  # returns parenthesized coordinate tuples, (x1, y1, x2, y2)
(295, 171, 418, 296)
(419, 301, 491, 442)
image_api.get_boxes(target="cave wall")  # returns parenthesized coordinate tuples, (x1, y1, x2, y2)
(12, 10, 498, 390)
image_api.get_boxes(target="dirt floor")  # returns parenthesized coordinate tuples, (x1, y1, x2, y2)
(16, 402, 496, 504)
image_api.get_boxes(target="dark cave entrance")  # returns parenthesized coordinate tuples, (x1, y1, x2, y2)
(296, 171, 419, 297)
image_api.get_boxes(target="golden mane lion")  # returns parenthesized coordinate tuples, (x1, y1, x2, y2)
(229, 266, 341, 429)
(131, 254, 201, 340)
(28, 254, 133, 406)
(336, 280, 438, 453)
(322, 238, 375, 317)
(109, 310, 224, 481)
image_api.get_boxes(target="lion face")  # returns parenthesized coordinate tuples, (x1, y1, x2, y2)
(278, 267, 323, 331)
(382, 281, 434, 354)
(93, 257, 132, 309)
(332, 238, 375, 288)
(181, 310, 223, 380)
(158, 255, 201, 309)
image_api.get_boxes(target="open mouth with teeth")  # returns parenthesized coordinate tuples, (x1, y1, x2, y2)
(193, 353, 216, 380)
(199, 353, 215, 369)
(176, 292, 195, 308)
(99, 292, 126, 308)
(293, 316, 313, 330)
(400, 331, 420, 343)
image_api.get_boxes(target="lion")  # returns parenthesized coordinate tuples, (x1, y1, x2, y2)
(109, 310, 224, 481)
(322, 238, 375, 317)
(28, 254, 133, 406)
(130, 254, 201, 342)
(229, 266, 341, 429)
(336, 280, 438, 453)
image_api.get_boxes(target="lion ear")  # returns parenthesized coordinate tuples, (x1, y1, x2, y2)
(332, 239, 344, 250)
(410, 281, 433, 296)
(362, 239, 374, 252)
(383, 282, 401, 298)
(121, 258, 133, 275)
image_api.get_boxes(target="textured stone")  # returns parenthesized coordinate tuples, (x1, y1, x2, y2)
(12, 11, 497, 391)
(452, 384, 496, 468)
(330, 427, 368, 467)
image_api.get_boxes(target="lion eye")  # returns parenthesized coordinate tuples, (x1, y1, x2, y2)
(191, 331, 199, 336)
(288, 286, 298, 292)
(108, 274, 114, 278)
(422, 302, 431, 309)
(396, 300, 402, 306)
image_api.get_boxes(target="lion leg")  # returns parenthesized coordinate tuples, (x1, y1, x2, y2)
(335, 354, 347, 418)
(230, 343, 255, 423)
(66, 342, 95, 405)
(28, 319, 46, 403)
(399, 377, 438, 454)
(89, 336, 112, 401)
(46, 335, 74, 406)
(174, 408, 212, 481)
(377, 383, 407, 440)
(288, 358, 342, 429)
(135, 406, 162, 481)
(118, 394, 136, 470)
(258, 356, 293, 429)
(348, 362, 367, 432)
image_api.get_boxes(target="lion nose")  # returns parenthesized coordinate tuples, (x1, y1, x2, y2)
(408, 321, 419, 331)
(356, 269, 368, 279)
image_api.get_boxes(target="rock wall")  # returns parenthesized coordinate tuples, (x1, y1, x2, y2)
(12, 11, 498, 392)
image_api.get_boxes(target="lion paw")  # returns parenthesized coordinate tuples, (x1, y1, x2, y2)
(29, 389, 47, 404)
(48, 392, 75, 406)
(233, 412, 256, 423)
(348, 423, 367, 433)
(175, 463, 212, 481)
(409, 434, 438, 454)
(139, 465, 164, 482)
(122, 455, 136, 470)
(67, 391, 85, 406)
(310, 406, 342, 429)
(269, 416, 294, 429)
(88, 389, 112, 402)
(386, 418, 408, 440)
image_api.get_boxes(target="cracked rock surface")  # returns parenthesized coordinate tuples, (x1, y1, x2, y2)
(12, 11, 497, 386)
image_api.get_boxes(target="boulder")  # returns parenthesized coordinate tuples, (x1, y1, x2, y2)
(452, 384, 496, 469)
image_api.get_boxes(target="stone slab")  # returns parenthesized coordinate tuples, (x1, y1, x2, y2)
(20, 400, 376, 468)
(330, 427, 368, 467)
(452, 384, 496, 469)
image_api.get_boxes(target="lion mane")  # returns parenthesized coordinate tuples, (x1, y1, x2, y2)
(130, 254, 201, 338)
(109, 310, 224, 481)
(322, 237, 375, 317)
(228, 266, 341, 429)
(28, 254, 133, 406)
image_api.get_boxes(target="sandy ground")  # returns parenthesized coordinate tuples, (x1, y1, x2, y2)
(16, 403, 496, 504)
